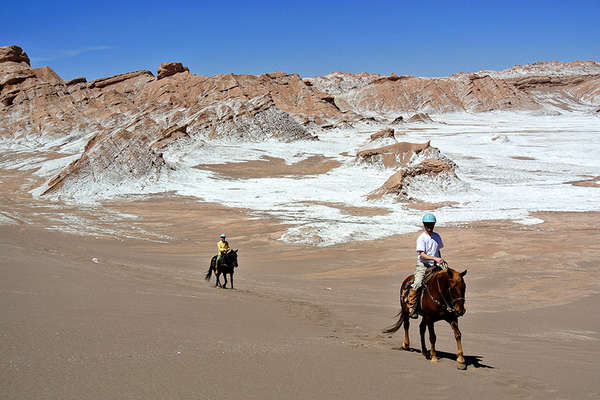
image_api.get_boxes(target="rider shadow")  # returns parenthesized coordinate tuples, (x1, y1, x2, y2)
(391, 347, 494, 369)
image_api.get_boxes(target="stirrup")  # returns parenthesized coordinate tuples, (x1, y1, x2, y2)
(409, 309, 419, 319)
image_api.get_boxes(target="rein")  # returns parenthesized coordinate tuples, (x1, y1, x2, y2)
(423, 271, 464, 315)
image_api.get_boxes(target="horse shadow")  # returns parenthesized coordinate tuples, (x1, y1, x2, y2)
(392, 346, 494, 369)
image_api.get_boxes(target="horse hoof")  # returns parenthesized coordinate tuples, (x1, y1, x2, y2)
(457, 362, 467, 370)
(401, 344, 409, 351)
(431, 357, 439, 363)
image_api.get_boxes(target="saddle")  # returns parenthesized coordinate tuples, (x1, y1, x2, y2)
(403, 265, 442, 308)
(406, 265, 442, 289)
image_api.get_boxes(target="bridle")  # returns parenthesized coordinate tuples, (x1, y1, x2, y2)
(423, 271, 465, 315)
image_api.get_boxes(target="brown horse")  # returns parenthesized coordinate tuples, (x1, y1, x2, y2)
(384, 266, 468, 369)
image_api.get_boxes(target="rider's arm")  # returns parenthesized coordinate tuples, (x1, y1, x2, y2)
(418, 250, 444, 264)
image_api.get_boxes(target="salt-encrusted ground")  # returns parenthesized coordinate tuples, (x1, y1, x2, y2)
(1, 111, 599, 245)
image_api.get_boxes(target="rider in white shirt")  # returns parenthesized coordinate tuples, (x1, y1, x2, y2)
(407, 213, 445, 318)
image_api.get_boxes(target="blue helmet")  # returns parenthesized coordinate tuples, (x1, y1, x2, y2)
(220, 233, 226, 238)
(422, 213, 436, 223)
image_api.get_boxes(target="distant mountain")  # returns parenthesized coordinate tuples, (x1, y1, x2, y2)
(1, 45, 598, 198)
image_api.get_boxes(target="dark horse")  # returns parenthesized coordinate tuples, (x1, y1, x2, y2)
(205, 250, 239, 289)
(384, 266, 468, 369)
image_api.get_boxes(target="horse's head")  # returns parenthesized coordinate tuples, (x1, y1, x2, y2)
(227, 249, 239, 268)
(446, 268, 467, 316)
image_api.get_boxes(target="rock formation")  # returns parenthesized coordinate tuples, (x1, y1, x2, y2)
(357, 141, 432, 168)
(407, 113, 434, 123)
(1, 45, 598, 199)
(329, 62, 600, 119)
(0, 45, 30, 64)
(156, 62, 189, 80)
(43, 119, 175, 196)
(303, 72, 385, 95)
(369, 128, 395, 141)
(368, 159, 458, 200)
(356, 139, 462, 201)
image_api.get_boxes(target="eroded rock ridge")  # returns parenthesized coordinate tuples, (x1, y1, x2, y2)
(1, 46, 598, 198)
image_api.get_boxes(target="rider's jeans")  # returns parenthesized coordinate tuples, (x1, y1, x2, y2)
(412, 262, 427, 289)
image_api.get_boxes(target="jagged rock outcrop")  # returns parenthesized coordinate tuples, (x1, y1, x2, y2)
(368, 159, 458, 200)
(369, 128, 395, 141)
(157, 62, 189, 80)
(303, 72, 384, 95)
(357, 139, 462, 201)
(66, 77, 86, 85)
(42, 118, 173, 196)
(89, 70, 154, 89)
(0, 46, 329, 197)
(356, 141, 432, 168)
(31, 66, 63, 84)
(325, 61, 600, 118)
(334, 73, 542, 117)
(0, 45, 30, 64)
(407, 113, 434, 123)
(0, 46, 35, 105)
(477, 60, 600, 78)
(40, 93, 312, 197)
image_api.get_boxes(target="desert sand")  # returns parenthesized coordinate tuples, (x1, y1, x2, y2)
(2, 190, 599, 399)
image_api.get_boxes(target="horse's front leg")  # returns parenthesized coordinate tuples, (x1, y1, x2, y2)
(222, 273, 228, 289)
(230, 273, 234, 289)
(450, 320, 466, 370)
(428, 322, 438, 362)
(215, 272, 221, 288)
(419, 319, 428, 359)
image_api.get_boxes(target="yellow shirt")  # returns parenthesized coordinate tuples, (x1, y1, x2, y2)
(217, 240, 230, 254)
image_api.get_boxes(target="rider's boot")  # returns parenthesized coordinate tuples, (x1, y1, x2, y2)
(407, 289, 419, 319)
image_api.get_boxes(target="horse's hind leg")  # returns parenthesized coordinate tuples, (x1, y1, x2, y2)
(450, 320, 466, 370)
(402, 311, 410, 350)
(419, 319, 428, 359)
(428, 322, 438, 362)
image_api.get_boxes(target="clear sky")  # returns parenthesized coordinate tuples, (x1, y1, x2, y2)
(2, 0, 599, 80)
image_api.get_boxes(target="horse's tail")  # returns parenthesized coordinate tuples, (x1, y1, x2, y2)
(382, 310, 406, 334)
(205, 257, 215, 281)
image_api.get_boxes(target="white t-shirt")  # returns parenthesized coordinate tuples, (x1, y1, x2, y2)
(416, 232, 444, 266)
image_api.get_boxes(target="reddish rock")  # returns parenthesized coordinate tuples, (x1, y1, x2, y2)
(31, 66, 62, 84)
(150, 124, 189, 150)
(156, 62, 189, 80)
(89, 70, 154, 89)
(356, 141, 431, 168)
(66, 77, 87, 86)
(369, 128, 395, 141)
(407, 113, 434, 123)
(0, 45, 30, 65)
(368, 159, 456, 200)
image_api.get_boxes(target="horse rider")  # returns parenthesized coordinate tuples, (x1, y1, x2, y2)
(216, 233, 230, 271)
(407, 213, 445, 319)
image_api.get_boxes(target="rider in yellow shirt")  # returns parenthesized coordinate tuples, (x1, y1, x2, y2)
(216, 233, 230, 271)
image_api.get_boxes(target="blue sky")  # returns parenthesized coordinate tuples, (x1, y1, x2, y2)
(2, 1, 599, 80)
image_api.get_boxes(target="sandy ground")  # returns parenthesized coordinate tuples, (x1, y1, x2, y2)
(2, 172, 600, 399)
(194, 155, 342, 179)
